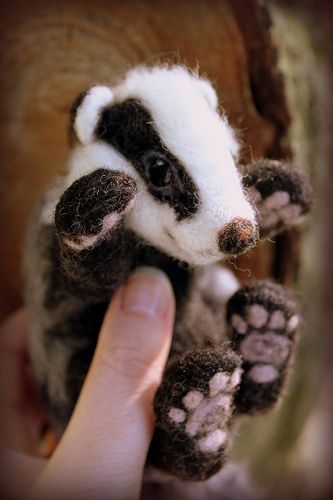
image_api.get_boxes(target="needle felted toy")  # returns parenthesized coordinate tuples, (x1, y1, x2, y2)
(25, 65, 313, 481)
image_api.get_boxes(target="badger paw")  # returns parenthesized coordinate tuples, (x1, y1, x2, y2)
(226, 280, 299, 414)
(167, 369, 241, 454)
(243, 159, 313, 238)
(55, 168, 137, 251)
(149, 347, 242, 481)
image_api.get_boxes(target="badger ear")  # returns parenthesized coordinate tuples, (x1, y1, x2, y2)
(195, 78, 218, 110)
(70, 85, 114, 145)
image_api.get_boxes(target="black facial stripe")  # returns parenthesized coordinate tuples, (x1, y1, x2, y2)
(95, 99, 200, 220)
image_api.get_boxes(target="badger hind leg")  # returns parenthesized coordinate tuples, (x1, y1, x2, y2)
(226, 280, 300, 414)
(148, 346, 242, 481)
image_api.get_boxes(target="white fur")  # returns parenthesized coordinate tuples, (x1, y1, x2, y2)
(64, 65, 256, 266)
(40, 179, 67, 225)
(197, 265, 240, 304)
(194, 78, 218, 111)
(74, 86, 113, 145)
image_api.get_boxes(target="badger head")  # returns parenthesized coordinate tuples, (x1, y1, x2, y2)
(67, 65, 258, 265)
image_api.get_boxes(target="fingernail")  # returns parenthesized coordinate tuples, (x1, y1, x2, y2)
(121, 267, 172, 318)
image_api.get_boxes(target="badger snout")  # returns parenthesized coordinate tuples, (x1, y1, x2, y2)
(218, 217, 258, 256)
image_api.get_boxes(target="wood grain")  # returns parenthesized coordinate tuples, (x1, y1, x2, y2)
(0, 0, 291, 319)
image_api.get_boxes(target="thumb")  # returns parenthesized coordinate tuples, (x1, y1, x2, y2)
(34, 267, 175, 500)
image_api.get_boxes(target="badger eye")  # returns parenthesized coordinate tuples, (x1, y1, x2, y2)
(142, 151, 174, 189)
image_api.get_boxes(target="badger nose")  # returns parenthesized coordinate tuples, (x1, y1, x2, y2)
(218, 217, 258, 255)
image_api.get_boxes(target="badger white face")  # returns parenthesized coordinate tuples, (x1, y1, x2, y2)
(67, 65, 257, 265)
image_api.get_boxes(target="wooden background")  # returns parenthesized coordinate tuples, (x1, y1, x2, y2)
(0, 0, 293, 320)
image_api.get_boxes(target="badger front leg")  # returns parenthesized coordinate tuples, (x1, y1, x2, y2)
(54, 167, 138, 300)
(27, 168, 138, 435)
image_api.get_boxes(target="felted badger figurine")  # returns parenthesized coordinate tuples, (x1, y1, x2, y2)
(25, 65, 313, 482)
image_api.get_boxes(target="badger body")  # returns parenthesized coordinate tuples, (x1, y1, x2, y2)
(25, 65, 312, 481)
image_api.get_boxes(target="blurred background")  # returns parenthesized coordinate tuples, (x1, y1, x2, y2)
(0, 0, 332, 497)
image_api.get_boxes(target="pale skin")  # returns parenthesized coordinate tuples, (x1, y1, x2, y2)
(0, 268, 175, 500)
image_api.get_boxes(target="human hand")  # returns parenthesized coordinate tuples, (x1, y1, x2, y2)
(0, 267, 175, 500)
